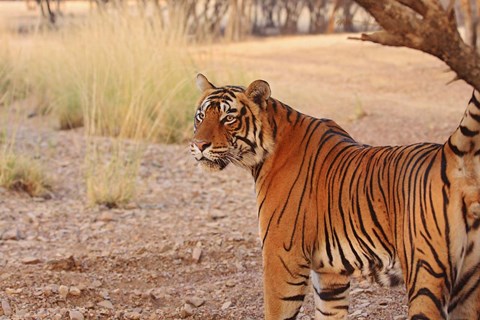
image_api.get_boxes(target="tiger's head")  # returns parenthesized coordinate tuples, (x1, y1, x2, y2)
(190, 74, 275, 171)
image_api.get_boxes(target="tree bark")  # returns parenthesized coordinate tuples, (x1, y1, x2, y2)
(353, 0, 480, 92)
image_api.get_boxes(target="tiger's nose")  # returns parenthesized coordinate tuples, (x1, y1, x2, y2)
(193, 140, 211, 152)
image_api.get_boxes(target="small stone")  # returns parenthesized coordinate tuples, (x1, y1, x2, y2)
(225, 280, 236, 288)
(125, 311, 141, 319)
(98, 211, 114, 222)
(221, 301, 232, 310)
(69, 286, 81, 296)
(186, 297, 205, 308)
(1, 300, 12, 316)
(180, 303, 194, 318)
(97, 300, 114, 310)
(350, 310, 363, 317)
(5, 288, 22, 295)
(16, 309, 27, 316)
(47, 255, 76, 271)
(59, 285, 69, 299)
(69, 310, 84, 320)
(91, 280, 102, 288)
(350, 288, 365, 295)
(22, 256, 41, 265)
(2, 229, 19, 240)
(99, 289, 110, 300)
(192, 247, 202, 263)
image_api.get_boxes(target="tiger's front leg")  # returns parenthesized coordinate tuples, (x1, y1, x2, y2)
(311, 271, 350, 319)
(262, 245, 310, 320)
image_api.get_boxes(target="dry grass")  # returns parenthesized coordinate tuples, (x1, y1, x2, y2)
(0, 152, 51, 197)
(85, 142, 142, 208)
(2, 8, 248, 207)
(0, 107, 51, 197)
(22, 11, 199, 143)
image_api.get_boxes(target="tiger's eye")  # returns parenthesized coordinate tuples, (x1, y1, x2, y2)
(226, 115, 235, 122)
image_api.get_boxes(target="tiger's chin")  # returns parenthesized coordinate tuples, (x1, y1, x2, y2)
(197, 158, 229, 172)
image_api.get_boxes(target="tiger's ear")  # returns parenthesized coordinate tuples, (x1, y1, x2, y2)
(245, 80, 271, 105)
(196, 73, 216, 92)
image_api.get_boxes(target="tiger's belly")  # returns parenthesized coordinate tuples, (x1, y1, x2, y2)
(311, 242, 404, 287)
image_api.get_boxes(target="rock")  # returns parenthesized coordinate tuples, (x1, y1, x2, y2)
(221, 301, 232, 310)
(91, 280, 102, 288)
(69, 286, 81, 296)
(16, 309, 27, 317)
(350, 310, 363, 317)
(125, 311, 141, 319)
(21, 256, 41, 265)
(350, 288, 365, 295)
(99, 289, 110, 300)
(98, 211, 114, 222)
(1, 300, 12, 316)
(192, 247, 202, 263)
(2, 229, 19, 240)
(5, 288, 22, 295)
(59, 285, 69, 299)
(47, 255, 76, 271)
(97, 300, 114, 310)
(225, 280, 236, 288)
(185, 297, 205, 308)
(69, 310, 84, 320)
(180, 303, 194, 318)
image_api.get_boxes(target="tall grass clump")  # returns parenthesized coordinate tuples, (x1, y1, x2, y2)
(0, 152, 51, 197)
(0, 90, 51, 197)
(27, 10, 198, 143)
(85, 142, 142, 208)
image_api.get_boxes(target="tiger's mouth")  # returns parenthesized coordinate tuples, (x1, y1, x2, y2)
(197, 157, 229, 171)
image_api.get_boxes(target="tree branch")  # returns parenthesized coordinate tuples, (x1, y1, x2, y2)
(354, 0, 480, 91)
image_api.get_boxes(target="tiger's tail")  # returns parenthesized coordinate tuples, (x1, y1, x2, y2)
(447, 90, 480, 218)
(448, 90, 480, 157)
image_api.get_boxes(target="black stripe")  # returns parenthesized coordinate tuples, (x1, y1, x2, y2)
(469, 91, 480, 108)
(447, 138, 466, 156)
(284, 309, 300, 320)
(460, 125, 479, 137)
(281, 294, 305, 301)
(410, 288, 447, 319)
(316, 283, 350, 301)
(468, 110, 480, 123)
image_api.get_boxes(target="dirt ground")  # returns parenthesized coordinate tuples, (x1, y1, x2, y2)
(0, 33, 473, 320)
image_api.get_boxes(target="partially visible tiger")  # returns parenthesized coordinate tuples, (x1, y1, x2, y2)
(190, 74, 480, 320)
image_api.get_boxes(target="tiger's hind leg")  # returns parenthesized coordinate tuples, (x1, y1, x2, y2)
(448, 225, 480, 319)
(263, 250, 310, 319)
(311, 271, 350, 319)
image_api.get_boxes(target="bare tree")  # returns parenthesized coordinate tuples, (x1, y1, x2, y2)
(37, 0, 56, 24)
(352, 0, 480, 92)
(306, 0, 329, 34)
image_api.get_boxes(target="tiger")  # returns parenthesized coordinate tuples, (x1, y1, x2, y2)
(190, 74, 480, 320)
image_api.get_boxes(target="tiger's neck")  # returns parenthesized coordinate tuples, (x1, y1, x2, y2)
(251, 98, 309, 182)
